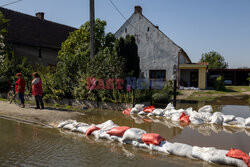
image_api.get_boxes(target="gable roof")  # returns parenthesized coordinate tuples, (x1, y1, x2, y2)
(0, 7, 77, 49)
(115, 9, 191, 63)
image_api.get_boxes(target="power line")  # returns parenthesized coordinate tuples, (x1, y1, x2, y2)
(108, 0, 127, 21)
(1, 0, 22, 7)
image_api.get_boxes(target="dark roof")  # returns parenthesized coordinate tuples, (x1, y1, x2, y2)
(209, 69, 250, 72)
(0, 7, 77, 49)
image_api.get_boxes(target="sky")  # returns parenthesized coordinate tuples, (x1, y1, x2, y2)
(1, 0, 250, 68)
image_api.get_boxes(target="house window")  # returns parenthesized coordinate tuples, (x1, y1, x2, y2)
(149, 70, 166, 80)
(125, 28, 127, 33)
(147, 27, 150, 32)
(38, 48, 42, 58)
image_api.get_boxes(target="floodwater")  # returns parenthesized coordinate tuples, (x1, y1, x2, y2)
(0, 96, 249, 167)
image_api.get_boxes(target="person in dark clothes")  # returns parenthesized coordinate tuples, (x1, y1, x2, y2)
(15, 73, 26, 108)
(32, 72, 44, 109)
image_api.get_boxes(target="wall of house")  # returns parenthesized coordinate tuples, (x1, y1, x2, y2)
(13, 44, 58, 65)
(115, 13, 181, 81)
(179, 52, 190, 64)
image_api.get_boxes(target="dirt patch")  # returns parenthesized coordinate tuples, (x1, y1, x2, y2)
(0, 101, 83, 127)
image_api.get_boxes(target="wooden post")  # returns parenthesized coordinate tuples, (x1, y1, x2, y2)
(90, 0, 95, 59)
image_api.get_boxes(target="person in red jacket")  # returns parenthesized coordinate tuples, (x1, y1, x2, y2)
(32, 72, 44, 109)
(15, 73, 26, 108)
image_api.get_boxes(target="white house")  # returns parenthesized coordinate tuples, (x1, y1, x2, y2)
(115, 6, 207, 89)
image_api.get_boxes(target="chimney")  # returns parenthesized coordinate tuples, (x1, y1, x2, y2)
(155, 25, 159, 29)
(134, 6, 142, 15)
(36, 12, 44, 21)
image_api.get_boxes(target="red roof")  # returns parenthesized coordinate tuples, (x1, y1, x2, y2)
(0, 7, 77, 49)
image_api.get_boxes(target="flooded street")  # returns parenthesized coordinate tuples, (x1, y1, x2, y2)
(0, 96, 249, 167)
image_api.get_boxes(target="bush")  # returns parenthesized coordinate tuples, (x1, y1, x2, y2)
(152, 81, 173, 103)
(214, 76, 226, 91)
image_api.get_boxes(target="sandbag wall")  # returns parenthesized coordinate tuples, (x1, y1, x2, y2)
(125, 104, 250, 130)
(58, 120, 250, 167)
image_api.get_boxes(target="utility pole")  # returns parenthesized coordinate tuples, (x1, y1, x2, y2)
(90, 0, 95, 59)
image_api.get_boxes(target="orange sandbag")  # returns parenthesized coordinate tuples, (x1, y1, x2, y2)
(179, 112, 190, 123)
(122, 108, 131, 115)
(107, 126, 130, 137)
(141, 133, 165, 145)
(143, 106, 155, 113)
(226, 148, 250, 166)
(86, 126, 100, 136)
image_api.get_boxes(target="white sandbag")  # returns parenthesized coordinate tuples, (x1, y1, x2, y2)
(57, 120, 77, 128)
(165, 103, 175, 110)
(74, 126, 90, 133)
(138, 111, 147, 115)
(189, 116, 204, 125)
(147, 113, 154, 117)
(134, 104, 145, 112)
(130, 108, 138, 114)
(171, 112, 182, 121)
(231, 117, 246, 127)
(152, 109, 165, 116)
(198, 105, 213, 113)
(92, 130, 101, 139)
(131, 141, 150, 149)
(148, 143, 169, 154)
(110, 135, 123, 143)
(186, 107, 197, 117)
(245, 129, 250, 136)
(245, 117, 250, 127)
(222, 115, 236, 123)
(211, 113, 224, 125)
(63, 123, 76, 131)
(99, 131, 112, 140)
(192, 146, 247, 167)
(210, 149, 247, 167)
(195, 112, 212, 123)
(122, 128, 146, 142)
(96, 120, 117, 131)
(166, 142, 194, 159)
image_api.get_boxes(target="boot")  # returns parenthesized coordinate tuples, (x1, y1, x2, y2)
(21, 104, 25, 108)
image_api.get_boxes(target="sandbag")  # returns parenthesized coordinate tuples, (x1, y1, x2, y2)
(245, 117, 250, 127)
(192, 146, 247, 167)
(189, 116, 204, 125)
(96, 120, 118, 131)
(58, 120, 77, 128)
(122, 128, 146, 142)
(86, 126, 100, 136)
(130, 108, 138, 114)
(165, 103, 175, 110)
(122, 108, 131, 115)
(186, 107, 197, 117)
(195, 112, 212, 123)
(75, 126, 90, 133)
(226, 148, 250, 166)
(179, 112, 190, 123)
(141, 133, 165, 145)
(143, 106, 155, 113)
(138, 111, 147, 115)
(107, 126, 130, 137)
(198, 105, 213, 113)
(152, 109, 165, 116)
(63, 122, 77, 130)
(211, 112, 224, 125)
(134, 104, 145, 112)
(166, 142, 193, 159)
(223, 115, 236, 123)
(110, 135, 123, 143)
(147, 113, 154, 117)
(171, 112, 182, 121)
(131, 141, 150, 149)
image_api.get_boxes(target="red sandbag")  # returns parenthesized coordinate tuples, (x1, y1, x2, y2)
(86, 126, 100, 136)
(179, 112, 190, 123)
(141, 133, 165, 145)
(107, 126, 130, 137)
(226, 148, 250, 166)
(143, 106, 155, 113)
(122, 108, 131, 115)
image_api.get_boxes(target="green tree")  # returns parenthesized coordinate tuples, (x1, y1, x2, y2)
(200, 51, 228, 69)
(115, 35, 140, 77)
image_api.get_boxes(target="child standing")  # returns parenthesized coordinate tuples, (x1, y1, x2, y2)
(15, 73, 26, 108)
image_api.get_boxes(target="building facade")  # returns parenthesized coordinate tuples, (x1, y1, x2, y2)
(115, 6, 207, 89)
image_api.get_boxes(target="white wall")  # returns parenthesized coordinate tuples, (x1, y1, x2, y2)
(115, 13, 184, 81)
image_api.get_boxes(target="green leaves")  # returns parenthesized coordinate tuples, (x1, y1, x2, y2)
(200, 51, 228, 69)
